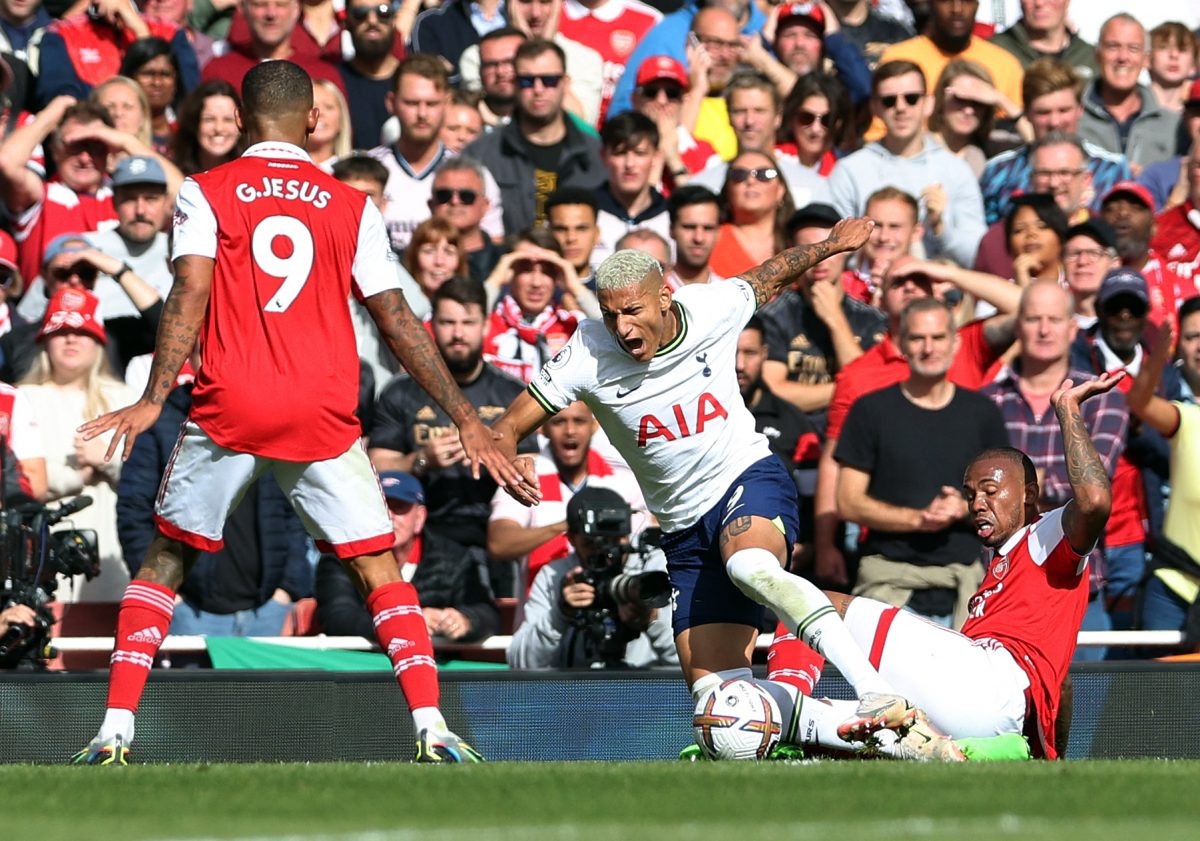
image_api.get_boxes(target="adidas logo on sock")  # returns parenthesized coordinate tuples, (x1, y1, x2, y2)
(387, 638, 414, 657)
(127, 627, 163, 644)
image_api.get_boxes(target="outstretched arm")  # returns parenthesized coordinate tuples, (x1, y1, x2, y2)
(490, 390, 554, 507)
(740, 217, 874, 308)
(1052, 373, 1123, 555)
(1127, 321, 1182, 438)
(364, 288, 521, 487)
(77, 255, 212, 460)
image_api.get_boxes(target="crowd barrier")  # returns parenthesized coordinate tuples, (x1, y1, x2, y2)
(4, 662, 1199, 763)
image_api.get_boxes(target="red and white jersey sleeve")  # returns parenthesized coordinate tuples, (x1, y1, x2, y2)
(961, 506, 1090, 759)
(175, 143, 393, 462)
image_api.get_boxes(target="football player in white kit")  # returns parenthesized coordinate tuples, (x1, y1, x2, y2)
(491, 219, 961, 760)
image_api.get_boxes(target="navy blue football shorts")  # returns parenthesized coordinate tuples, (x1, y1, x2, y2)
(661, 455, 800, 637)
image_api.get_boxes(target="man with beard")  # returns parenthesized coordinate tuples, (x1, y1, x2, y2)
(338, 0, 402, 148)
(1069, 268, 1181, 632)
(835, 297, 1010, 626)
(475, 27, 526, 127)
(465, 39, 604, 234)
(368, 277, 538, 596)
(1100, 181, 1197, 329)
(488, 399, 647, 605)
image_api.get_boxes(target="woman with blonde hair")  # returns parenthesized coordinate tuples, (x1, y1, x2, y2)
(929, 59, 1017, 179)
(90, 77, 152, 148)
(19, 289, 137, 602)
(310, 79, 353, 171)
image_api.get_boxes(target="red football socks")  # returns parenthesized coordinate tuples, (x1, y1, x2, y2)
(367, 581, 439, 711)
(766, 619, 826, 696)
(106, 581, 175, 713)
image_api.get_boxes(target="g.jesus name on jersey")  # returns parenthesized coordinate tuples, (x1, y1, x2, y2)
(527, 278, 772, 532)
(173, 142, 401, 462)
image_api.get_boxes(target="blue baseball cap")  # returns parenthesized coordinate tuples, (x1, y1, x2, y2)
(112, 155, 167, 188)
(41, 233, 90, 269)
(1097, 267, 1149, 310)
(379, 471, 425, 505)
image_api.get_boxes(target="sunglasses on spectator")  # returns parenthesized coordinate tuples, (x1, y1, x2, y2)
(512, 258, 562, 277)
(433, 188, 478, 205)
(517, 74, 564, 89)
(49, 263, 98, 285)
(795, 109, 834, 128)
(347, 2, 397, 22)
(638, 84, 683, 102)
(729, 166, 779, 184)
(878, 92, 923, 109)
(0, 269, 17, 292)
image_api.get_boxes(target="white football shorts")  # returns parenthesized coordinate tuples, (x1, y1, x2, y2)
(155, 422, 393, 559)
(843, 597, 1030, 739)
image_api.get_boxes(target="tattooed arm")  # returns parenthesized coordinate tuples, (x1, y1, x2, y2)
(1052, 372, 1123, 555)
(76, 255, 213, 461)
(740, 217, 874, 308)
(364, 288, 522, 486)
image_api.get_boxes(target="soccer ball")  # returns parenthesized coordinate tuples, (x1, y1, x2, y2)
(692, 678, 782, 760)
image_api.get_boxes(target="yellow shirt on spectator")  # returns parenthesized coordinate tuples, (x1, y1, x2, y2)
(1157, 402, 1200, 604)
(865, 35, 1026, 142)
(696, 96, 738, 161)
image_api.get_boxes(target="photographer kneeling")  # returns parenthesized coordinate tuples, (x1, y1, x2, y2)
(508, 488, 678, 670)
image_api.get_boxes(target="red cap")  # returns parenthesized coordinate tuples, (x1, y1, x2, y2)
(1102, 180, 1156, 212)
(38, 288, 106, 345)
(777, 2, 826, 35)
(1187, 78, 1200, 105)
(635, 56, 689, 91)
(0, 230, 17, 273)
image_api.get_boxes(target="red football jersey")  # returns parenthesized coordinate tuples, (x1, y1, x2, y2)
(559, 0, 661, 123)
(961, 507, 1089, 759)
(13, 179, 117, 284)
(173, 142, 401, 461)
(1152, 201, 1200, 287)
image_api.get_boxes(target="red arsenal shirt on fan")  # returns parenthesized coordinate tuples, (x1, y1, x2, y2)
(559, 0, 661, 123)
(961, 506, 1089, 759)
(172, 142, 401, 462)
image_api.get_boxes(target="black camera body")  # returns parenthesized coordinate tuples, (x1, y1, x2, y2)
(571, 500, 670, 667)
(0, 496, 100, 669)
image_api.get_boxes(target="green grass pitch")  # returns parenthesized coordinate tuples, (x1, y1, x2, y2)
(8, 761, 1200, 841)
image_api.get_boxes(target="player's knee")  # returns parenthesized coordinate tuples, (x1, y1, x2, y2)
(822, 590, 855, 619)
(690, 667, 752, 701)
(725, 547, 786, 602)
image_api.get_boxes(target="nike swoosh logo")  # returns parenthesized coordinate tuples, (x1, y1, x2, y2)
(616, 383, 641, 398)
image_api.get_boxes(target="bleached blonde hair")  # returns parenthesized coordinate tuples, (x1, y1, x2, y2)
(595, 249, 663, 293)
(20, 343, 123, 421)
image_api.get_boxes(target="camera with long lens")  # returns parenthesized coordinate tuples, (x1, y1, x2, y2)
(568, 488, 670, 668)
(0, 496, 100, 669)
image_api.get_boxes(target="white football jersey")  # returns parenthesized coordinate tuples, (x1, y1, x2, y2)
(528, 277, 773, 532)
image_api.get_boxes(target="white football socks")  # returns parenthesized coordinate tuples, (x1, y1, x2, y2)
(725, 547, 892, 697)
(97, 708, 135, 743)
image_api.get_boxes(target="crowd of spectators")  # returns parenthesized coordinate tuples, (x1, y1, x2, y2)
(1, 0, 1199, 664)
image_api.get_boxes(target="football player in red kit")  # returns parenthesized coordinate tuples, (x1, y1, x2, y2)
(766, 373, 1121, 760)
(71, 60, 521, 766)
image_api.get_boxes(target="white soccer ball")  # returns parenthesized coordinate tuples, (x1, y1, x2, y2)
(692, 678, 782, 761)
